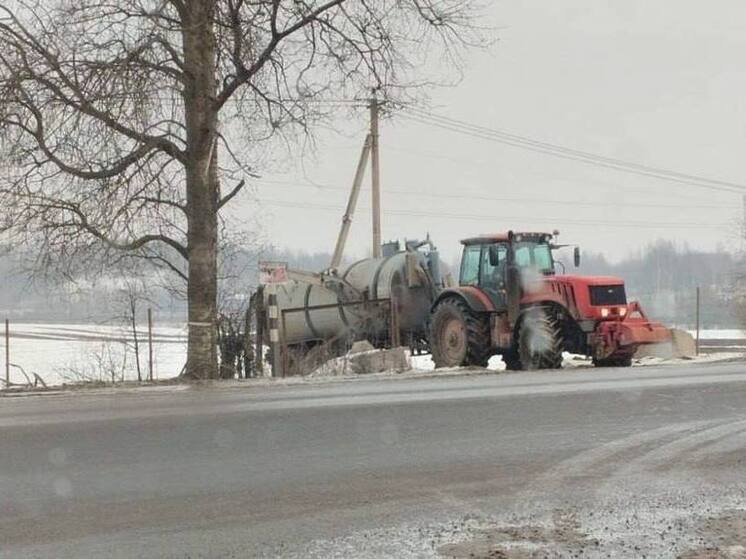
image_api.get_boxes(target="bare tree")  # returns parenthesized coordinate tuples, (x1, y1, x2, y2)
(114, 276, 153, 382)
(0, 0, 485, 379)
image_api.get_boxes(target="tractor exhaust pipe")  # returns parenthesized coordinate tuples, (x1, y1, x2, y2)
(506, 230, 521, 327)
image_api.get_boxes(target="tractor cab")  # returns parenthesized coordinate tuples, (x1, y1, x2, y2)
(458, 231, 579, 312)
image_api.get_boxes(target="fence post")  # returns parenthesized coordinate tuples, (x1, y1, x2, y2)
(695, 286, 700, 356)
(5, 319, 9, 388)
(148, 308, 154, 381)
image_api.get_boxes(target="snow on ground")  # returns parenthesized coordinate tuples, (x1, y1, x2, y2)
(685, 329, 745, 339)
(563, 351, 745, 368)
(3, 322, 187, 387)
(410, 350, 743, 374)
(409, 353, 508, 372)
(1, 323, 744, 388)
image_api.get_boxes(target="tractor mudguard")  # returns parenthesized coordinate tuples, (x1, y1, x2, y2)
(431, 286, 496, 314)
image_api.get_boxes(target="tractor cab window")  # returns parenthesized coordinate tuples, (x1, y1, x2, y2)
(514, 242, 554, 274)
(481, 243, 507, 289)
(460, 244, 481, 286)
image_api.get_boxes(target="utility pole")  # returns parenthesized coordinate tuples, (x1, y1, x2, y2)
(330, 134, 372, 269)
(370, 95, 382, 258)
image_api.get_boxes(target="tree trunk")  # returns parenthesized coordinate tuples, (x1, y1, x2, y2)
(182, 0, 219, 380)
(185, 158, 218, 380)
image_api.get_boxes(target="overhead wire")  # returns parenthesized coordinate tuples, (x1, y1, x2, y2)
(398, 107, 746, 194)
(255, 178, 733, 211)
(381, 143, 733, 203)
(249, 102, 741, 235)
(257, 198, 733, 232)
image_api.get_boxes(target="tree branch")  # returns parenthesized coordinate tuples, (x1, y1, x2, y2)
(0, 6, 186, 162)
(216, 0, 346, 109)
(218, 179, 245, 210)
(34, 200, 188, 260)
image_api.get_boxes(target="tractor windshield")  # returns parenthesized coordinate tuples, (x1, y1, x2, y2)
(514, 241, 554, 274)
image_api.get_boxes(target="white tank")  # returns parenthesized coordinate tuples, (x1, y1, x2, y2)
(266, 245, 446, 348)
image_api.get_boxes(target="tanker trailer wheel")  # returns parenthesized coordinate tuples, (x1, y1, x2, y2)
(517, 307, 563, 370)
(430, 299, 490, 368)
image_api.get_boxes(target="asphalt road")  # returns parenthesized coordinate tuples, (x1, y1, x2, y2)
(1, 362, 745, 558)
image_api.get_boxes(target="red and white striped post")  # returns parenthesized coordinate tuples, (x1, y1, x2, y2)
(267, 285, 282, 378)
(259, 261, 288, 378)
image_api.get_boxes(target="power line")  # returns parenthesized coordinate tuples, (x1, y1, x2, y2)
(257, 198, 733, 232)
(402, 106, 746, 191)
(400, 112, 745, 195)
(255, 178, 734, 211)
(380, 143, 734, 203)
(399, 107, 746, 195)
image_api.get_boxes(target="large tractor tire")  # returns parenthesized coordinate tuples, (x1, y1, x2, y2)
(517, 306, 563, 370)
(592, 355, 632, 368)
(430, 298, 491, 368)
(501, 349, 522, 371)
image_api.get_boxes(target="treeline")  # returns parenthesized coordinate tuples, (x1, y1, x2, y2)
(1, 241, 743, 328)
(0, 245, 338, 322)
(578, 241, 743, 328)
(262, 248, 338, 272)
(272, 242, 746, 328)
(0, 268, 185, 323)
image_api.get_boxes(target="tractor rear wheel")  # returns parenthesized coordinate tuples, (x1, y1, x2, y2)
(517, 306, 563, 370)
(430, 298, 491, 368)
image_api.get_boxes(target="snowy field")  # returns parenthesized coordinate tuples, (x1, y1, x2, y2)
(2, 323, 187, 387)
(685, 329, 746, 339)
(1, 324, 744, 387)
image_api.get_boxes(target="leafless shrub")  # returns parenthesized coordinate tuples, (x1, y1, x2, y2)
(58, 341, 132, 385)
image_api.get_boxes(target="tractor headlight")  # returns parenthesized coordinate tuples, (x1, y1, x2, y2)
(619, 307, 627, 317)
(601, 307, 610, 318)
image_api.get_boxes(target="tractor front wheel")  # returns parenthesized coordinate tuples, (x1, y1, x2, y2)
(502, 349, 522, 371)
(592, 355, 633, 368)
(430, 298, 491, 368)
(517, 306, 563, 370)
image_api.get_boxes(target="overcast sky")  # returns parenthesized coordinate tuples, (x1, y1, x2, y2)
(233, 0, 746, 264)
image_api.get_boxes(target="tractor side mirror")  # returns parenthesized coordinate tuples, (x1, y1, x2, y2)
(488, 245, 500, 267)
(573, 246, 581, 268)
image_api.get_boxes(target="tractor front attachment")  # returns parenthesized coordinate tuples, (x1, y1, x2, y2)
(590, 301, 672, 363)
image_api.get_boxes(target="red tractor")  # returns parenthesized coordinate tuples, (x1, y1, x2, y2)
(429, 231, 671, 370)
